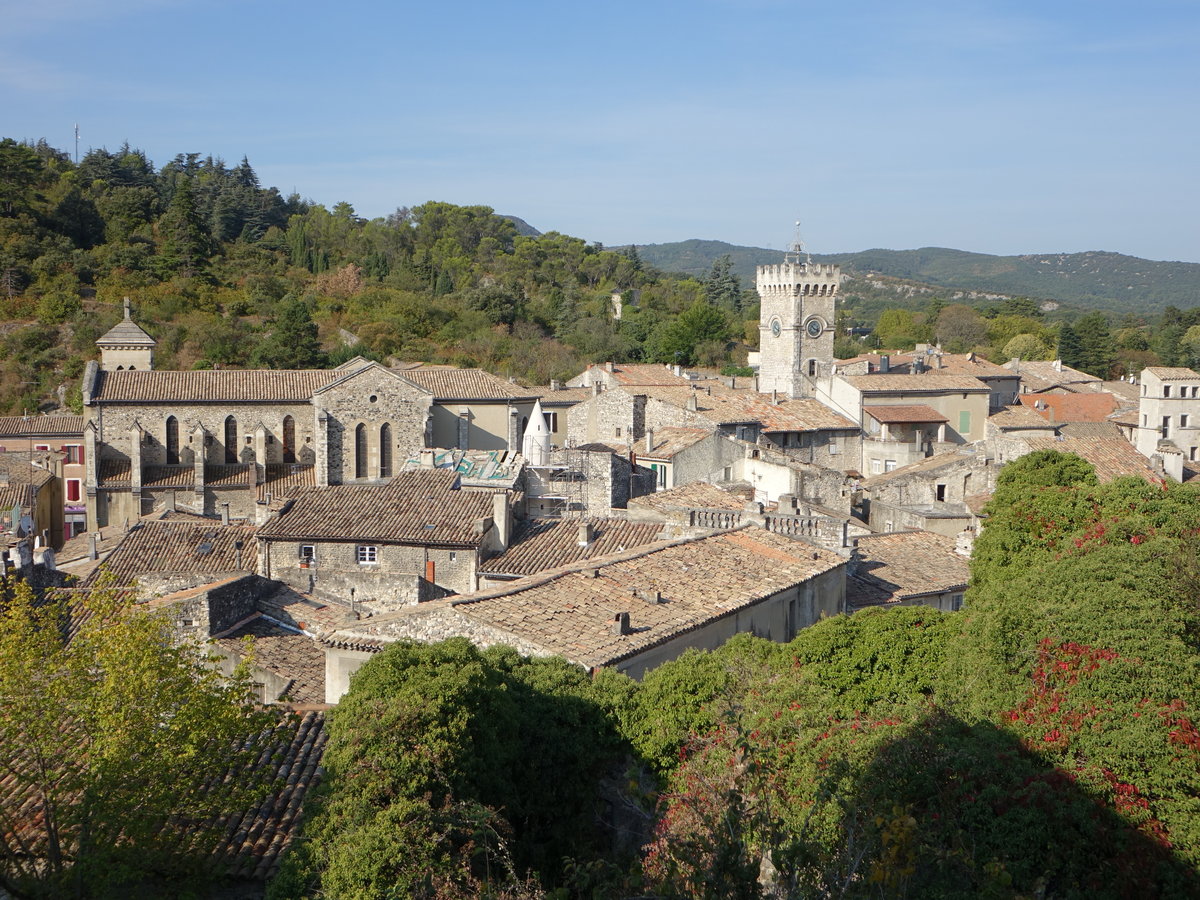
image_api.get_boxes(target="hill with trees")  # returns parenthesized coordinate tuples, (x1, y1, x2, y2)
(635, 240, 1200, 316)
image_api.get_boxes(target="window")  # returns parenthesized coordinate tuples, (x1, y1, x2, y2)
(884, 459, 897, 473)
(449, 551, 457, 562)
(650, 463, 666, 488)
(165, 417, 179, 464)
(935, 483, 946, 502)
(379, 423, 392, 478)
(1163, 416, 1171, 438)
(64, 444, 82, 464)
(1183, 415, 1190, 429)
(828, 437, 839, 455)
(355, 423, 367, 479)
(1165, 386, 1172, 398)
(356, 545, 378, 564)
(544, 411, 558, 431)
(299, 545, 316, 566)
(1192, 448, 1197, 462)
(66, 479, 81, 502)
(34, 444, 49, 451)
(224, 416, 238, 464)
(282, 415, 296, 463)
(870, 458, 883, 475)
(615, 427, 621, 437)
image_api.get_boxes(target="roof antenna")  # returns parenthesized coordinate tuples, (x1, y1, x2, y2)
(787, 220, 811, 266)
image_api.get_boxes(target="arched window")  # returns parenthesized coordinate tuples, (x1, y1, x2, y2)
(355, 423, 367, 479)
(165, 416, 179, 465)
(282, 415, 296, 464)
(379, 423, 392, 478)
(224, 416, 238, 464)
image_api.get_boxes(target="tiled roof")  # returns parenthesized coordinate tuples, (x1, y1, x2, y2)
(96, 312, 156, 346)
(847, 531, 968, 608)
(214, 616, 326, 705)
(91, 369, 341, 403)
(258, 464, 316, 501)
(482, 517, 666, 576)
(1057, 422, 1126, 440)
(143, 465, 195, 489)
(0, 454, 54, 488)
(602, 363, 693, 386)
(1108, 409, 1139, 427)
(1018, 392, 1118, 423)
(337, 527, 846, 670)
(1143, 367, 1200, 381)
(0, 484, 36, 512)
(399, 366, 535, 401)
(861, 450, 975, 489)
(529, 386, 594, 405)
(209, 710, 327, 880)
(987, 405, 1057, 430)
(1004, 360, 1100, 388)
(206, 464, 253, 488)
(98, 458, 132, 487)
(1019, 436, 1160, 483)
(863, 405, 948, 424)
(642, 427, 711, 459)
(627, 481, 751, 513)
(628, 384, 857, 432)
(842, 374, 990, 393)
(258, 469, 496, 545)
(86, 520, 258, 587)
(0, 415, 84, 437)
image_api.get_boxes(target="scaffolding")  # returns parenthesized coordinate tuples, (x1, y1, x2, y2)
(525, 443, 587, 518)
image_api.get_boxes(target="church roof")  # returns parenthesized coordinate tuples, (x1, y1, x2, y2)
(91, 369, 341, 403)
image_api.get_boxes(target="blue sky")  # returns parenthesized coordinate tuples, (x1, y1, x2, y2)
(3, 0, 1198, 261)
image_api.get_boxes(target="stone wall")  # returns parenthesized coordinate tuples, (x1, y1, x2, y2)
(264, 539, 478, 602)
(154, 573, 267, 642)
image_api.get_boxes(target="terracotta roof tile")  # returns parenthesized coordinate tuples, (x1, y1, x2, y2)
(847, 531, 968, 608)
(627, 481, 751, 513)
(0, 415, 84, 437)
(399, 366, 535, 400)
(91, 369, 341, 403)
(86, 520, 259, 587)
(1019, 436, 1160, 483)
(214, 616, 326, 705)
(988, 405, 1057, 430)
(1004, 360, 1100, 388)
(843, 374, 990, 393)
(336, 527, 845, 670)
(258, 469, 497, 545)
(482, 517, 666, 576)
(1143, 367, 1200, 381)
(642, 427, 711, 458)
(258, 464, 316, 501)
(1018, 392, 1117, 423)
(625, 384, 856, 432)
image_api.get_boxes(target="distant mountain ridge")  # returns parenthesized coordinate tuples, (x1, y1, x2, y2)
(631, 240, 1200, 314)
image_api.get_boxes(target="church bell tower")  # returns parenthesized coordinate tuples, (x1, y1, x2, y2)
(757, 230, 839, 399)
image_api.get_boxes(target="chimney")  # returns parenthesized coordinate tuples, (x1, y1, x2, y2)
(1053, 359, 1063, 372)
(164, 491, 176, 513)
(492, 492, 511, 550)
(221, 502, 230, 527)
(591, 382, 601, 398)
(419, 448, 436, 468)
(686, 393, 698, 412)
(577, 521, 594, 546)
(673, 365, 682, 377)
(1010, 357, 1021, 372)
(771, 389, 778, 405)
(879, 354, 890, 373)
(641, 589, 663, 604)
(644, 429, 654, 454)
(550, 379, 563, 391)
(605, 361, 614, 373)
(611, 611, 631, 635)
(88, 533, 99, 560)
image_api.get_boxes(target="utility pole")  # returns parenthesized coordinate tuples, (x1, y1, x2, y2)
(74, 124, 79, 164)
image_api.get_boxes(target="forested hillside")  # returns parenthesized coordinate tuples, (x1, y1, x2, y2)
(270, 452, 1200, 898)
(636, 240, 1200, 315)
(0, 138, 754, 415)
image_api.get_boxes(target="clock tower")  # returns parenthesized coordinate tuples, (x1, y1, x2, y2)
(757, 243, 839, 399)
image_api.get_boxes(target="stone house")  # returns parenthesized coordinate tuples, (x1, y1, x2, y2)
(256, 469, 515, 606)
(0, 451, 63, 550)
(813, 373, 991, 475)
(0, 415, 86, 543)
(322, 526, 848, 700)
(400, 365, 540, 452)
(860, 449, 997, 536)
(846, 530, 970, 612)
(1133, 366, 1200, 478)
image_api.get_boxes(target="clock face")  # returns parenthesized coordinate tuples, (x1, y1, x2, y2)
(770, 317, 782, 338)
(805, 318, 824, 339)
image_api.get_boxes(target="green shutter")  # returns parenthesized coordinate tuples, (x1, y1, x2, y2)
(958, 410, 971, 436)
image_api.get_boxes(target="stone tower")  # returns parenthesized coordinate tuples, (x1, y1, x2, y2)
(757, 251, 840, 398)
(96, 297, 156, 371)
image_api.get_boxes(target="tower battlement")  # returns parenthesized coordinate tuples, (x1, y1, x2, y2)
(756, 262, 841, 295)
